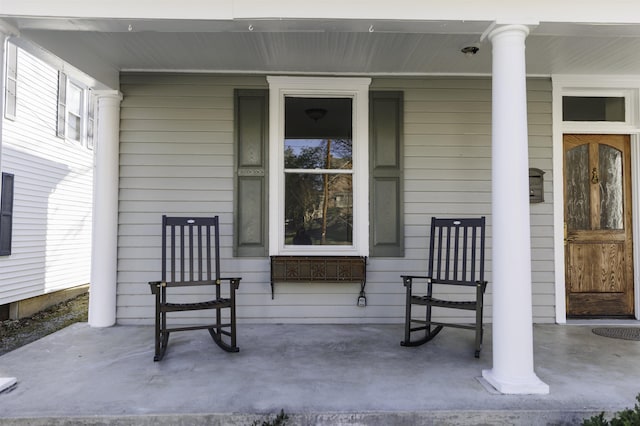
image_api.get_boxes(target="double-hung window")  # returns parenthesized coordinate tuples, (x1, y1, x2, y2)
(66, 81, 83, 142)
(268, 77, 371, 256)
(57, 72, 88, 145)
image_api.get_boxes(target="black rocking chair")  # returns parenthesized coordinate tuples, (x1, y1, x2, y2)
(149, 215, 241, 361)
(401, 217, 487, 357)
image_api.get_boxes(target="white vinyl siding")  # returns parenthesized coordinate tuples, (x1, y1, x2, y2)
(118, 73, 265, 324)
(370, 77, 554, 324)
(117, 74, 555, 325)
(0, 47, 93, 305)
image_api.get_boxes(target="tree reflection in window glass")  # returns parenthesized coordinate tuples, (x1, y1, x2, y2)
(599, 144, 623, 230)
(284, 96, 353, 246)
(284, 138, 353, 245)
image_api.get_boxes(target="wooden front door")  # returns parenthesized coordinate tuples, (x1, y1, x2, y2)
(564, 134, 634, 317)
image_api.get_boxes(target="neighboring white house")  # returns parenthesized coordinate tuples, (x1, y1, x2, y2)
(0, 40, 96, 318)
(2, 0, 640, 394)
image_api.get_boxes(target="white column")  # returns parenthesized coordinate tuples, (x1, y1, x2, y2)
(88, 91, 122, 327)
(481, 24, 549, 394)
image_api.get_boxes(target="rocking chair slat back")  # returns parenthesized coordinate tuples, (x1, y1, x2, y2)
(429, 217, 485, 285)
(163, 216, 219, 284)
(149, 215, 241, 361)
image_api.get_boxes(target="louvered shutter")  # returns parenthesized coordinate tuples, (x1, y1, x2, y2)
(0, 173, 15, 256)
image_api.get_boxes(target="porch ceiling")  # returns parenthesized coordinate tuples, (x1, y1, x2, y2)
(5, 17, 640, 87)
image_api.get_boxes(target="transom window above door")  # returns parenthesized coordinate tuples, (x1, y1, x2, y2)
(268, 76, 371, 256)
(562, 96, 625, 122)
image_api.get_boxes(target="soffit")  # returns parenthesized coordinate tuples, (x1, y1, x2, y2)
(5, 17, 640, 86)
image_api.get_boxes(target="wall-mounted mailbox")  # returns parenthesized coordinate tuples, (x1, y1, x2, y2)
(529, 168, 545, 203)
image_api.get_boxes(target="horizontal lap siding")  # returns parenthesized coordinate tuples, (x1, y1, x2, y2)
(118, 75, 554, 325)
(369, 78, 492, 325)
(527, 79, 554, 323)
(0, 48, 93, 304)
(117, 74, 271, 324)
(370, 77, 554, 324)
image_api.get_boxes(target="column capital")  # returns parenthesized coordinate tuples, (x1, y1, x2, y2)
(94, 90, 123, 102)
(483, 23, 532, 42)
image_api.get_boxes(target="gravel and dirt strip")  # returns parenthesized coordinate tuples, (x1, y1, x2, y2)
(0, 292, 88, 356)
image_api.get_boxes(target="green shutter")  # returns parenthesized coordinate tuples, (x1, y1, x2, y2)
(0, 172, 14, 256)
(369, 91, 404, 257)
(234, 89, 268, 257)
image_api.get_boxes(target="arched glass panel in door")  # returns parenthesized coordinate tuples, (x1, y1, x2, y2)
(565, 144, 590, 230)
(599, 144, 623, 230)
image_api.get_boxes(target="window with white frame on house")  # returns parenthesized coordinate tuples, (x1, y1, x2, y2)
(5, 41, 17, 120)
(268, 77, 371, 257)
(65, 81, 83, 142)
(57, 72, 90, 146)
(562, 96, 626, 122)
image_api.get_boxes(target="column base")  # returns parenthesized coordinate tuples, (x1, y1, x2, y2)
(482, 369, 549, 394)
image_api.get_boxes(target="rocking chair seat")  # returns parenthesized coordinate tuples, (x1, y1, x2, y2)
(162, 298, 231, 312)
(411, 295, 481, 310)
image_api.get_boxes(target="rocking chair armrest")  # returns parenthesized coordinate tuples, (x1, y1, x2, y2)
(401, 275, 429, 281)
(148, 281, 165, 295)
(401, 275, 430, 288)
(220, 277, 242, 290)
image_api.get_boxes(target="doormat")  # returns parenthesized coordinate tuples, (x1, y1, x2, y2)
(592, 327, 640, 341)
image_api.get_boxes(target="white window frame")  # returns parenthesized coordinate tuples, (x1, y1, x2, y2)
(66, 79, 84, 143)
(267, 76, 371, 256)
(561, 88, 636, 133)
(57, 72, 91, 146)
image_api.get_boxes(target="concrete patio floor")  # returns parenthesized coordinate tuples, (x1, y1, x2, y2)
(1, 322, 639, 425)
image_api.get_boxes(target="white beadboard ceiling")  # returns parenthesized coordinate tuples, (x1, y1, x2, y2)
(6, 17, 640, 87)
